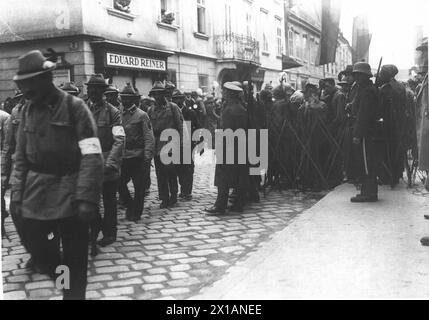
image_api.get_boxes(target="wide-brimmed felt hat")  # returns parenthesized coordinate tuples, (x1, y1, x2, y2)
(223, 82, 243, 92)
(165, 81, 176, 91)
(13, 50, 56, 81)
(85, 74, 109, 87)
(172, 89, 185, 98)
(120, 83, 140, 97)
(141, 95, 155, 102)
(60, 82, 80, 94)
(105, 84, 119, 94)
(352, 62, 373, 77)
(149, 81, 167, 95)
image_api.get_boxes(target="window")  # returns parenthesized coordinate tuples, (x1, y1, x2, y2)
(114, 0, 132, 13)
(246, 12, 252, 39)
(309, 38, 315, 65)
(302, 34, 308, 62)
(197, 0, 206, 34)
(160, 0, 177, 25)
(261, 10, 269, 52)
(198, 74, 209, 93)
(288, 29, 294, 57)
(276, 17, 282, 56)
(224, 3, 232, 36)
(294, 32, 300, 58)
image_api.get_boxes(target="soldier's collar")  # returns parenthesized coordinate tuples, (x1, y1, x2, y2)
(123, 105, 137, 114)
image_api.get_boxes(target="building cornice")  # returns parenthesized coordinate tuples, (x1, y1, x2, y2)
(288, 12, 321, 37)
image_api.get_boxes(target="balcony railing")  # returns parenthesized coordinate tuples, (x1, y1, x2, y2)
(214, 33, 260, 65)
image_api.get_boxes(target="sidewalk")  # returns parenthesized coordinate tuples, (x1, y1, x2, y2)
(193, 183, 429, 300)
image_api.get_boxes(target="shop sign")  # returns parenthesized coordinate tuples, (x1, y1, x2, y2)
(106, 52, 167, 71)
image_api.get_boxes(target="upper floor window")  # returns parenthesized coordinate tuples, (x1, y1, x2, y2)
(275, 17, 282, 56)
(197, 0, 207, 34)
(246, 12, 253, 39)
(160, 0, 176, 25)
(288, 29, 294, 57)
(260, 10, 269, 52)
(114, 0, 132, 13)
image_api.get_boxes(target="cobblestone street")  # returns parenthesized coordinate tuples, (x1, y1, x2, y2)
(2, 152, 324, 300)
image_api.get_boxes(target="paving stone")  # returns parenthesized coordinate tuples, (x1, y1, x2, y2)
(25, 281, 55, 290)
(87, 283, 105, 291)
(95, 253, 124, 260)
(131, 262, 153, 271)
(168, 277, 200, 287)
(160, 287, 190, 296)
(107, 278, 143, 287)
(153, 260, 176, 267)
(143, 275, 168, 283)
(93, 260, 114, 267)
(3, 291, 27, 300)
(170, 272, 190, 279)
(144, 245, 164, 250)
(136, 256, 156, 262)
(96, 265, 130, 274)
(158, 253, 188, 260)
(28, 289, 55, 299)
(118, 272, 143, 279)
(86, 291, 102, 300)
(102, 287, 134, 297)
(142, 284, 164, 291)
(170, 264, 191, 272)
(209, 260, 229, 267)
(189, 249, 217, 256)
(147, 267, 168, 275)
(116, 259, 136, 265)
(220, 246, 245, 253)
(88, 275, 114, 283)
(7, 275, 31, 283)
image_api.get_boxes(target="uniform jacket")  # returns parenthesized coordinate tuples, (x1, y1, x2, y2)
(2, 103, 24, 187)
(0, 109, 10, 188)
(352, 80, 379, 140)
(214, 99, 249, 189)
(88, 100, 125, 181)
(418, 74, 429, 170)
(11, 88, 104, 220)
(148, 101, 184, 157)
(327, 89, 346, 127)
(121, 105, 155, 161)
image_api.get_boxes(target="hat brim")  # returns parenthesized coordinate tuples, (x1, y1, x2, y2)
(120, 93, 141, 97)
(352, 71, 373, 77)
(13, 66, 56, 81)
(85, 82, 109, 87)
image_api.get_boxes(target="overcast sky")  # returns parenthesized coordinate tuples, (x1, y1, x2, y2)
(339, 0, 428, 70)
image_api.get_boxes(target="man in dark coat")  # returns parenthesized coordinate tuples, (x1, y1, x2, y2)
(349, 62, 380, 202)
(206, 82, 249, 214)
(378, 64, 407, 187)
(12, 50, 103, 299)
(86, 74, 125, 249)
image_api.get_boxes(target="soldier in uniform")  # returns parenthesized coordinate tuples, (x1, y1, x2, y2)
(349, 62, 380, 202)
(11, 50, 103, 299)
(118, 83, 154, 221)
(172, 89, 201, 201)
(104, 84, 121, 108)
(205, 82, 249, 214)
(0, 107, 10, 237)
(148, 81, 184, 209)
(86, 74, 125, 249)
(191, 89, 207, 130)
(140, 96, 155, 113)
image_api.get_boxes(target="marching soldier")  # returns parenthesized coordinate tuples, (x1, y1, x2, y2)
(349, 62, 380, 202)
(86, 74, 125, 248)
(118, 84, 154, 221)
(148, 81, 184, 209)
(104, 84, 121, 108)
(11, 50, 103, 299)
(205, 82, 249, 214)
(172, 89, 201, 201)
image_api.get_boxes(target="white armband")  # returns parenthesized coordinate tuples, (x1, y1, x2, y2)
(112, 126, 125, 137)
(79, 137, 102, 155)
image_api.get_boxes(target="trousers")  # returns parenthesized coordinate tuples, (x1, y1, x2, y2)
(177, 163, 194, 196)
(154, 156, 178, 202)
(22, 216, 89, 300)
(92, 180, 118, 239)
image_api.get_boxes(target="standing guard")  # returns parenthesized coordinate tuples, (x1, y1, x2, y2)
(148, 81, 184, 209)
(86, 74, 125, 249)
(349, 62, 380, 203)
(118, 84, 155, 221)
(11, 50, 103, 299)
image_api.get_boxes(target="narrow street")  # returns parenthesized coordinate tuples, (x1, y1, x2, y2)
(1, 151, 323, 300)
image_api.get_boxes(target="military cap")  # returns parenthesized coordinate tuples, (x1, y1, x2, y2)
(223, 82, 243, 92)
(141, 95, 155, 102)
(381, 64, 399, 78)
(120, 83, 140, 96)
(60, 82, 80, 95)
(85, 74, 109, 87)
(352, 62, 373, 77)
(13, 50, 56, 81)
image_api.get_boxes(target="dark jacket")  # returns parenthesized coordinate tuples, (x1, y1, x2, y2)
(88, 100, 125, 181)
(352, 80, 379, 140)
(11, 89, 104, 220)
(121, 105, 155, 161)
(214, 98, 249, 189)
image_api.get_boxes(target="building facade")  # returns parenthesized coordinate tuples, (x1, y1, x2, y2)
(0, 0, 286, 101)
(283, 0, 353, 89)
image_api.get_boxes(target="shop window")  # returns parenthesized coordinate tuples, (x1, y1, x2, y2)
(197, 0, 206, 34)
(198, 74, 209, 93)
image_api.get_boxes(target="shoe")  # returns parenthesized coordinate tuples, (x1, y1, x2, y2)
(97, 236, 116, 247)
(90, 243, 98, 257)
(144, 189, 150, 196)
(168, 196, 178, 207)
(350, 195, 378, 203)
(24, 258, 36, 271)
(179, 193, 184, 198)
(425, 215, 429, 220)
(205, 206, 226, 215)
(421, 237, 429, 247)
(228, 205, 244, 213)
(182, 194, 192, 201)
(160, 201, 169, 209)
